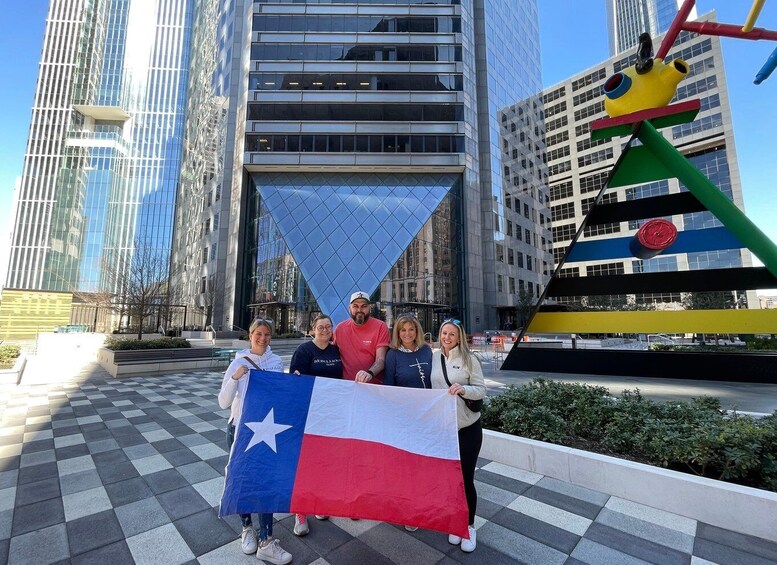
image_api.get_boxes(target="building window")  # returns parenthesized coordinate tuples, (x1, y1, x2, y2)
(586, 262, 625, 277)
(551, 202, 575, 222)
(550, 180, 573, 201)
(496, 244, 504, 262)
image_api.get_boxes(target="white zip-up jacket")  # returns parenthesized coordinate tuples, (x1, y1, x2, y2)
(430, 346, 486, 429)
(218, 347, 284, 426)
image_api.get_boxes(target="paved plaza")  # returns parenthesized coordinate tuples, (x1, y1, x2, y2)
(1, 363, 777, 564)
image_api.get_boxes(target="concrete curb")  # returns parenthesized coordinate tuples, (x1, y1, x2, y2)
(482, 428, 777, 543)
(0, 353, 26, 386)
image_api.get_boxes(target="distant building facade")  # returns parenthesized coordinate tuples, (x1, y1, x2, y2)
(5, 0, 193, 300)
(606, 0, 697, 55)
(172, 0, 550, 334)
(542, 17, 758, 311)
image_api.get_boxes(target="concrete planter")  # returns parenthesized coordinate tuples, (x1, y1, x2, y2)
(0, 353, 27, 386)
(482, 429, 777, 543)
(97, 346, 221, 377)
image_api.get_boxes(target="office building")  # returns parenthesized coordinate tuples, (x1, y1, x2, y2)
(606, 0, 697, 55)
(542, 15, 757, 311)
(5, 0, 194, 300)
(172, 0, 549, 333)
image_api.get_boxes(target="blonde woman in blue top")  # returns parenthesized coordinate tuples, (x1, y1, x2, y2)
(384, 314, 432, 390)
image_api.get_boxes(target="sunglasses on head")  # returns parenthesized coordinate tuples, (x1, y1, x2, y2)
(442, 318, 462, 327)
(253, 317, 274, 326)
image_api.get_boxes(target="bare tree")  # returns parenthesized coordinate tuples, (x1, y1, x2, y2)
(107, 239, 170, 339)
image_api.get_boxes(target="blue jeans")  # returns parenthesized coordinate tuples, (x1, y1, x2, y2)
(227, 423, 273, 539)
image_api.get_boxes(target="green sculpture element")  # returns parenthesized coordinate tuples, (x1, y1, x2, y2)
(638, 120, 777, 278)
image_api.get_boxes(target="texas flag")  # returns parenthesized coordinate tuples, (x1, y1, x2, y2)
(219, 371, 469, 538)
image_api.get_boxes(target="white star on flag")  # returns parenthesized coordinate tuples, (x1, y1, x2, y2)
(243, 408, 292, 453)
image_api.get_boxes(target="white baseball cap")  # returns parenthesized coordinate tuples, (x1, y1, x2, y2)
(349, 291, 371, 304)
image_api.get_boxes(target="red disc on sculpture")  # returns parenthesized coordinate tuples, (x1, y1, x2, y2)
(637, 219, 677, 250)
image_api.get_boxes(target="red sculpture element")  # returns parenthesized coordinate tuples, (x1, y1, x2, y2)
(631, 219, 678, 259)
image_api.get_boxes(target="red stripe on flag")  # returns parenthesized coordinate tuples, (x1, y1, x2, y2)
(290, 434, 470, 538)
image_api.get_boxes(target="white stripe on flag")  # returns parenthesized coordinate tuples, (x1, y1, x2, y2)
(304, 378, 460, 460)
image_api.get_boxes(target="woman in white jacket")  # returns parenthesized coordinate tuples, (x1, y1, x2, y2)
(218, 318, 291, 565)
(430, 318, 486, 554)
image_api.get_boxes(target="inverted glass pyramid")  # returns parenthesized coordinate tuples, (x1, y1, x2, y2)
(255, 172, 456, 325)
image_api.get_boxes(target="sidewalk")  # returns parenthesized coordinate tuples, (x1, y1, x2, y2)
(1, 364, 776, 564)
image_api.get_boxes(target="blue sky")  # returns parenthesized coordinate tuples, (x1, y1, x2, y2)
(0, 1, 775, 282)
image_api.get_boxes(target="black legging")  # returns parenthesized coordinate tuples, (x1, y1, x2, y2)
(459, 417, 483, 525)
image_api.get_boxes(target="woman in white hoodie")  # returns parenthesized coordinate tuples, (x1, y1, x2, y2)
(430, 318, 486, 554)
(218, 318, 291, 565)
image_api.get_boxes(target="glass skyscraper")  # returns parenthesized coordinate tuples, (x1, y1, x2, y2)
(606, 0, 697, 55)
(6, 0, 194, 298)
(172, 0, 548, 334)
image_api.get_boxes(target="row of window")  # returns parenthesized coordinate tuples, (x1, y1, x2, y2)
(572, 85, 600, 107)
(578, 147, 613, 168)
(248, 72, 463, 92)
(671, 112, 723, 140)
(545, 115, 568, 133)
(552, 223, 577, 241)
(550, 180, 573, 201)
(545, 101, 566, 118)
(576, 136, 607, 152)
(548, 161, 571, 176)
(545, 130, 569, 148)
(572, 67, 607, 91)
(245, 134, 465, 153)
(573, 100, 604, 122)
(251, 43, 462, 62)
(542, 86, 565, 104)
(247, 103, 463, 122)
(253, 15, 462, 34)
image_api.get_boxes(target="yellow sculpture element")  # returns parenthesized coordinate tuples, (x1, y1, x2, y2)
(602, 57, 689, 118)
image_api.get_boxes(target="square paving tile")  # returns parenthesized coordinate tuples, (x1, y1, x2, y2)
(11, 497, 65, 537)
(70, 540, 135, 565)
(115, 496, 171, 538)
(66, 508, 124, 556)
(126, 523, 195, 565)
(62, 485, 112, 521)
(173, 508, 240, 557)
(8, 523, 70, 565)
(157, 485, 210, 521)
(104, 476, 154, 507)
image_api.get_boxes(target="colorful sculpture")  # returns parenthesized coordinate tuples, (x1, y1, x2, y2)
(602, 34, 689, 118)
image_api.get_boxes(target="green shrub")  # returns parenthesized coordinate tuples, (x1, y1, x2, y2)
(745, 337, 777, 351)
(0, 345, 21, 369)
(485, 378, 777, 493)
(105, 337, 191, 351)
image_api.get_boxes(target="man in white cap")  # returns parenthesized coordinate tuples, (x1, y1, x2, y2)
(334, 291, 390, 383)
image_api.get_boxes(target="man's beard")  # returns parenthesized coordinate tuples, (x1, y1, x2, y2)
(351, 312, 370, 325)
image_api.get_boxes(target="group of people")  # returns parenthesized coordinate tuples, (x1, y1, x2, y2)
(218, 291, 486, 564)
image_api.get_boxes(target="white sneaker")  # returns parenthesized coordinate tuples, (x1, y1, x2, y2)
(294, 514, 309, 536)
(256, 538, 292, 565)
(461, 526, 477, 553)
(448, 533, 462, 545)
(315, 515, 329, 520)
(240, 526, 258, 555)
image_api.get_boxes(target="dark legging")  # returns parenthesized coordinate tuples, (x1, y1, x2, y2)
(459, 417, 483, 525)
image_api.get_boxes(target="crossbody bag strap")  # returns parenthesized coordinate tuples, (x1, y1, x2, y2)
(440, 353, 452, 387)
(241, 356, 261, 370)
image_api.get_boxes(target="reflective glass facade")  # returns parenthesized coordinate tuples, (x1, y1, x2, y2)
(171, 0, 545, 334)
(7, 0, 194, 297)
(467, 0, 550, 329)
(606, 0, 697, 56)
